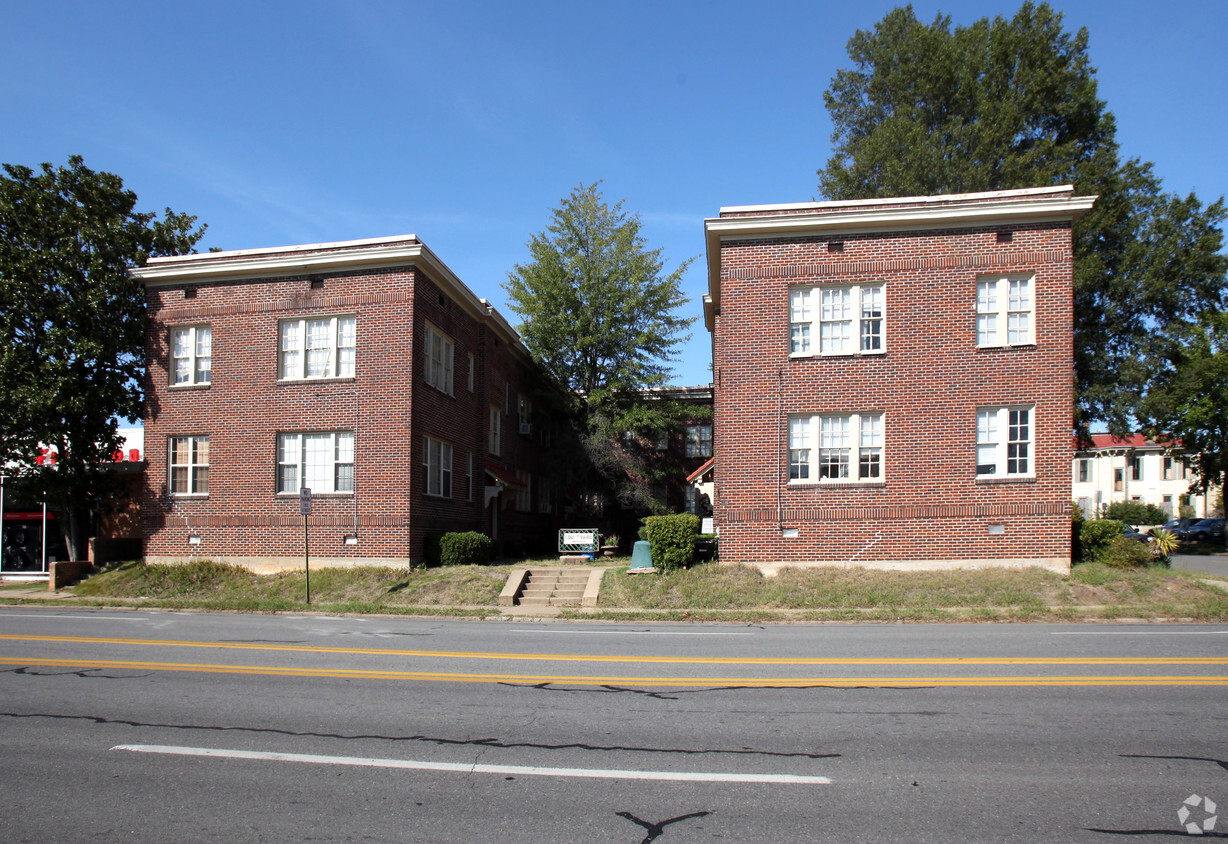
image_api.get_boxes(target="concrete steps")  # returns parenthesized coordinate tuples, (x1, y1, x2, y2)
(500, 567, 604, 608)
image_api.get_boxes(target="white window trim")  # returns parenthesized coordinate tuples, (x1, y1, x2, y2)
(976, 274, 1034, 348)
(169, 435, 210, 496)
(788, 412, 884, 484)
(424, 321, 455, 396)
(279, 315, 356, 381)
(976, 405, 1034, 479)
(790, 283, 886, 358)
(277, 431, 354, 495)
(489, 406, 502, 456)
(170, 324, 212, 386)
(423, 435, 453, 499)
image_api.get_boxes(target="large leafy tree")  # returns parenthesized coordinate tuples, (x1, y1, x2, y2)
(0, 156, 205, 560)
(818, 2, 1227, 439)
(505, 182, 695, 513)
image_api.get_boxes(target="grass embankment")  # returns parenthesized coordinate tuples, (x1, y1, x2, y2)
(3, 557, 1225, 622)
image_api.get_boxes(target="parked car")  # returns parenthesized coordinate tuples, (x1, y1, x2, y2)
(1174, 518, 1226, 543)
(1155, 517, 1198, 534)
(1121, 528, 1151, 544)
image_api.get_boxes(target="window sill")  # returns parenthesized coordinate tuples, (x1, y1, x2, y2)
(276, 376, 357, 386)
(169, 382, 211, 390)
(976, 343, 1036, 351)
(790, 350, 886, 360)
(426, 382, 456, 397)
(423, 494, 454, 501)
(170, 494, 209, 500)
(975, 476, 1036, 485)
(276, 492, 353, 498)
(788, 480, 885, 488)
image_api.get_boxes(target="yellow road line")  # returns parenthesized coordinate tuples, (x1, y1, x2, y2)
(2, 635, 1226, 666)
(2, 657, 1226, 687)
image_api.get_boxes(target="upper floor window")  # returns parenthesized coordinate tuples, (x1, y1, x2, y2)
(423, 435, 453, 498)
(169, 435, 209, 495)
(1163, 456, 1186, 480)
(686, 425, 713, 458)
(1129, 455, 1143, 481)
(277, 431, 353, 494)
(467, 353, 476, 392)
(171, 325, 211, 385)
(518, 395, 533, 435)
(1077, 458, 1090, 484)
(280, 316, 355, 380)
(790, 284, 884, 356)
(976, 275, 1033, 347)
(789, 412, 883, 482)
(976, 406, 1032, 477)
(489, 406, 502, 456)
(424, 322, 454, 395)
(538, 476, 552, 514)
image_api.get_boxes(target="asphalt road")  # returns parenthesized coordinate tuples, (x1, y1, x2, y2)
(1, 608, 1225, 843)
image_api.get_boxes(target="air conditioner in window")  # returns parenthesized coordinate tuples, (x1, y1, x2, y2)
(519, 422, 532, 435)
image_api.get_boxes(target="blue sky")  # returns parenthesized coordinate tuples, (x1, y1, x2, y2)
(3, 0, 1225, 388)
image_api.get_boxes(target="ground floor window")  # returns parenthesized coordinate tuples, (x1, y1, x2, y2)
(278, 431, 353, 494)
(423, 436, 453, 498)
(789, 412, 883, 482)
(976, 406, 1032, 477)
(170, 435, 209, 495)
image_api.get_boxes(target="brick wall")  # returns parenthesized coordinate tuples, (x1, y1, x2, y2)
(711, 219, 1075, 571)
(142, 244, 570, 570)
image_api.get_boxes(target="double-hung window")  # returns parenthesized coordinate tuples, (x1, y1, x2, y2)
(169, 435, 209, 495)
(789, 413, 884, 482)
(277, 431, 354, 494)
(424, 322, 454, 395)
(685, 425, 713, 458)
(515, 470, 531, 511)
(423, 436, 453, 498)
(170, 325, 211, 385)
(976, 275, 1033, 347)
(280, 316, 355, 380)
(976, 406, 1032, 478)
(790, 284, 884, 356)
(518, 395, 532, 435)
(489, 407, 502, 456)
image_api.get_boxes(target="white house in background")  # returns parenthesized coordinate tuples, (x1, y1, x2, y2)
(1072, 434, 1213, 520)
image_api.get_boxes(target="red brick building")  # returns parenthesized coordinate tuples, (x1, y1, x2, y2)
(704, 187, 1095, 572)
(134, 235, 569, 571)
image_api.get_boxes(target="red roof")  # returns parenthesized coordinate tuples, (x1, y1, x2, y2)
(484, 462, 527, 488)
(1074, 433, 1181, 451)
(687, 457, 714, 484)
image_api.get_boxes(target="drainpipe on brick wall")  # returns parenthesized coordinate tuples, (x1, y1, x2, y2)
(777, 368, 784, 531)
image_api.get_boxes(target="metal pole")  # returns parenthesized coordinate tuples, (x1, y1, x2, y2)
(41, 496, 47, 573)
(304, 514, 311, 605)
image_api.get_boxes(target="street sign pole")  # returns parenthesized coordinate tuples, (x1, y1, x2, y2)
(300, 488, 313, 604)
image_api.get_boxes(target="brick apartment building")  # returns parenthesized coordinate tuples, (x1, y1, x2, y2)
(703, 186, 1096, 573)
(134, 235, 569, 571)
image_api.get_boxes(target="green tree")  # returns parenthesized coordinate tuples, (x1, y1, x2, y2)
(504, 182, 695, 513)
(818, 2, 1226, 436)
(0, 156, 205, 560)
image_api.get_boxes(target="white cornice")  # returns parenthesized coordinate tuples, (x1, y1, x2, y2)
(703, 188, 1096, 332)
(134, 235, 530, 353)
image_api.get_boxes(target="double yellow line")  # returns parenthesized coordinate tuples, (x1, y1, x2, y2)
(2, 634, 1226, 687)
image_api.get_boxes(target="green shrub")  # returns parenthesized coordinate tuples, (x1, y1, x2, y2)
(644, 513, 701, 569)
(1078, 519, 1127, 564)
(438, 532, 493, 566)
(1099, 535, 1153, 568)
(1103, 501, 1169, 525)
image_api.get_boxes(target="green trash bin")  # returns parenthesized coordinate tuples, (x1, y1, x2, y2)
(628, 540, 654, 572)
